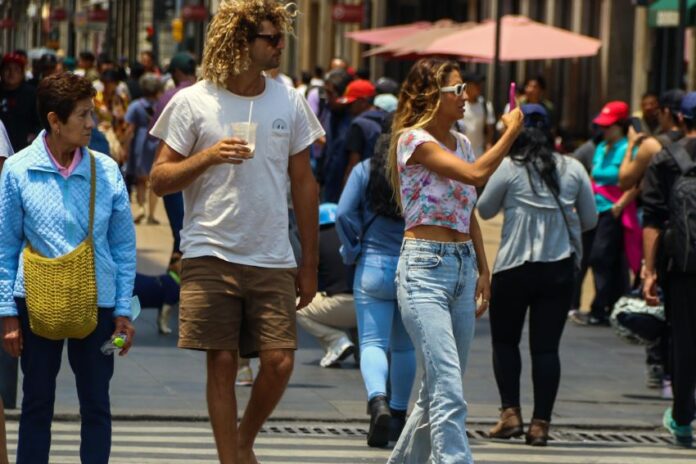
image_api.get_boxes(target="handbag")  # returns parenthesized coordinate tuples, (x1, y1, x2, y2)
(23, 150, 98, 340)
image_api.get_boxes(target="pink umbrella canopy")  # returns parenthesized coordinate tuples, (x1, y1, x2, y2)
(423, 15, 602, 61)
(345, 21, 432, 46)
(363, 21, 478, 58)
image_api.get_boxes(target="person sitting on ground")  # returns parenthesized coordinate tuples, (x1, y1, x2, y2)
(297, 203, 357, 368)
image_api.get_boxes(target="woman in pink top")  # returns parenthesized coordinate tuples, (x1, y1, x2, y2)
(385, 58, 523, 464)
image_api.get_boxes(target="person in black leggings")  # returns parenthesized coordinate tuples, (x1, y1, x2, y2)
(478, 104, 598, 446)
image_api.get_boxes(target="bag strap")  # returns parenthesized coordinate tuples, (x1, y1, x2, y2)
(87, 149, 96, 239)
(664, 142, 696, 175)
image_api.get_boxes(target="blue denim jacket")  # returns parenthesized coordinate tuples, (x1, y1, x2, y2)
(0, 132, 136, 318)
(336, 159, 404, 265)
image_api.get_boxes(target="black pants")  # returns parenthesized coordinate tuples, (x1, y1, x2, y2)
(589, 211, 629, 319)
(667, 272, 696, 426)
(489, 258, 575, 422)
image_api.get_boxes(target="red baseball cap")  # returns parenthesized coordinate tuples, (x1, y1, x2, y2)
(1, 53, 26, 70)
(593, 101, 629, 127)
(337, 79, 376, 105)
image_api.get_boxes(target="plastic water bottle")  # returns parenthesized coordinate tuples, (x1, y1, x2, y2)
(101, 333, 127, 355)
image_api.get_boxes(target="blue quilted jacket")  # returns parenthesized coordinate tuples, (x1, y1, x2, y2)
(0, 132, 136, 319)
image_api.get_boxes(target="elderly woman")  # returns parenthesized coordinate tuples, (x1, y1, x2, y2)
(0, 73, 136, 464)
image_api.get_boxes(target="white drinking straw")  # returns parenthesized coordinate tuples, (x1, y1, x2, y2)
(247, 100, 254, 141)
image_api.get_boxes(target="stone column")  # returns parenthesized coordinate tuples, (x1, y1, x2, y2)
(631, 6, 650, 112)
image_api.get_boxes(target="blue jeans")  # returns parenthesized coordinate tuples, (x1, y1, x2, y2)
(163, 192, 184, 255)
(388, 239, 478, 464)
(16, 298, 115, 464)
(354, 253, 416, 411)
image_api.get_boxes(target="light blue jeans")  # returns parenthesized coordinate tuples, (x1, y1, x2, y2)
(388, 239, 478, 464)
(354, 253, 416, 411)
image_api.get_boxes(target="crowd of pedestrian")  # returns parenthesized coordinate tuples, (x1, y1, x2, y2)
(1, 0, 695, 462)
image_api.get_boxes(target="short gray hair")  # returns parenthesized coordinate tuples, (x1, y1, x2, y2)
(139, 73, 163, 98)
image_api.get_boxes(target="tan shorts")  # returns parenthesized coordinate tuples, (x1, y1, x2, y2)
(178, 256, 298, 357)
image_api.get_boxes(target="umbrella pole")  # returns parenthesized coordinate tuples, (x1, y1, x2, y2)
(493, 0, 503, 116)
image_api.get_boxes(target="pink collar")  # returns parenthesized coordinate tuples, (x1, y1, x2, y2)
(43, 135, 82, 179)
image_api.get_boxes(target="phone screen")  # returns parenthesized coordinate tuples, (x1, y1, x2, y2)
(509, 82, 516, 111)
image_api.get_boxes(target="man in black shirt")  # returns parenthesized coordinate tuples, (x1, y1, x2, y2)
(297, 203, 356, 368)
(0, 53, 40, 152)
(642, 92, 696, 449)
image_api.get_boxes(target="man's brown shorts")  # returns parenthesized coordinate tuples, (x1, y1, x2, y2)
(178, 256, 298, 357)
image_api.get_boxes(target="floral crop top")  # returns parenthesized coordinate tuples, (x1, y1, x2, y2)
(397, 128, 478, 234)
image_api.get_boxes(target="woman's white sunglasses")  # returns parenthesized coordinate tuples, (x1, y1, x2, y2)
(440, 83, 467, 96)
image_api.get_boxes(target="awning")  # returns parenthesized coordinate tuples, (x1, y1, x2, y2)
(345, 22, 432, 46)
(648, 0, 696, 27)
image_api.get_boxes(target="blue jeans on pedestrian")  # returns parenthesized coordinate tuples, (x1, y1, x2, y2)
(163, 191, 184, 255)
(388, 239, 478, 464)
(16, 298, 115, 464)
(354, 253, 416, 411)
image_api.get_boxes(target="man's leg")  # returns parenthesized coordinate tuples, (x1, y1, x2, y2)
(207, 350, 239, 464)
(296, 293, 355, 353)
(237, 349, 294, 463)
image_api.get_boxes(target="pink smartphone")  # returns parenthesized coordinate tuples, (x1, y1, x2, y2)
(509, 82, 516, 111)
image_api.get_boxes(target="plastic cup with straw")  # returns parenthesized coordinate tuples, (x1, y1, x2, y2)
(231, 100, 257, 158)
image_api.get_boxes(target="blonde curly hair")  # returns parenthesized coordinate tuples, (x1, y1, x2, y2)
(202, 0, 296, 86)
(387, 58, 461, 209)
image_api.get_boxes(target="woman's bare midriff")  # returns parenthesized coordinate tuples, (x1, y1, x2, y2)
(404, 224, 471, 243)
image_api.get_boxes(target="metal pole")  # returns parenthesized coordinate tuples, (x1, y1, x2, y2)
(67, 0, 76, 58)
(493, 0, 503, 113)
(676, 0, 687, 88)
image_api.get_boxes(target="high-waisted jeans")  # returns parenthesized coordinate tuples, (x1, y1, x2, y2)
(354, 253, 416, 411)
(388, 239, 478, 464)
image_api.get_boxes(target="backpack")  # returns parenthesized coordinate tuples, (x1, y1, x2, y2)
(663, 142, 696, 272)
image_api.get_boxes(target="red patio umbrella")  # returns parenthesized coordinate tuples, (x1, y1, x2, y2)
(422, 15, 601, 61)
(345, 21, 432, 46)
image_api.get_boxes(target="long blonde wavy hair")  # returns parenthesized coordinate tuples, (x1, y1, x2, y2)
(202, 0, 296, 86)
(387, 58, 461, 209)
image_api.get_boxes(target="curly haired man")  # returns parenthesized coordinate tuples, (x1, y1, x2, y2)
(150, 2, 324, 463)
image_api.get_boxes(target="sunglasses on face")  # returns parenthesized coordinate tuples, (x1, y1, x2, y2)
(440, 83, 467, 96)
(251, 33, 284, 47)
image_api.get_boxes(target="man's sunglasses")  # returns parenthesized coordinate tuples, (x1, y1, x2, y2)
(440, 83, 467, 96)
(251, 33, 284, 47)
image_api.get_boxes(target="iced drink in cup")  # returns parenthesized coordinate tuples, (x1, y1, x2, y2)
(230, 122, 257, 159)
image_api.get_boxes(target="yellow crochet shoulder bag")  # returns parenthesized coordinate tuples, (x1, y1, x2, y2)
(23, 150, 98, 340)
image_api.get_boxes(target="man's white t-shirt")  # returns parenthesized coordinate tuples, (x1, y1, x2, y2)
(457, 98, 495, 158)
(150, 78, 324, 268)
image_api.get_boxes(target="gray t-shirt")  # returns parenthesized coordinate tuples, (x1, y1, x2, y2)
(0, 120, 13, 158)
(477, 154, 598, 273)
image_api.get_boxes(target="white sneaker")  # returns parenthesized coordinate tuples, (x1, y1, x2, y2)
(662, 379, 673, 400)
(157, 304, 173, 335)
(236, 365, 254, 386)
(320, 336, 354, 368)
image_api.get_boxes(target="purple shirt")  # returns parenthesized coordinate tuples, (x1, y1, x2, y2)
(153, 80, 195, 124)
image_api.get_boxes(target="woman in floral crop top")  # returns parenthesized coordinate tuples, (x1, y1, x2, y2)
(384, 58, 523, 464)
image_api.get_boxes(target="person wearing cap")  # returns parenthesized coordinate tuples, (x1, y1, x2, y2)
(478, 104, 597, 446)
(296, 203, 357, 368)
(455, 71, 495, 158)
(0, 53, 40, 152)
(340, 79, 389, 185)
(642, 91, 696, 448)
(579, 101, 641, 327)
(619, 89, 686, 191)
